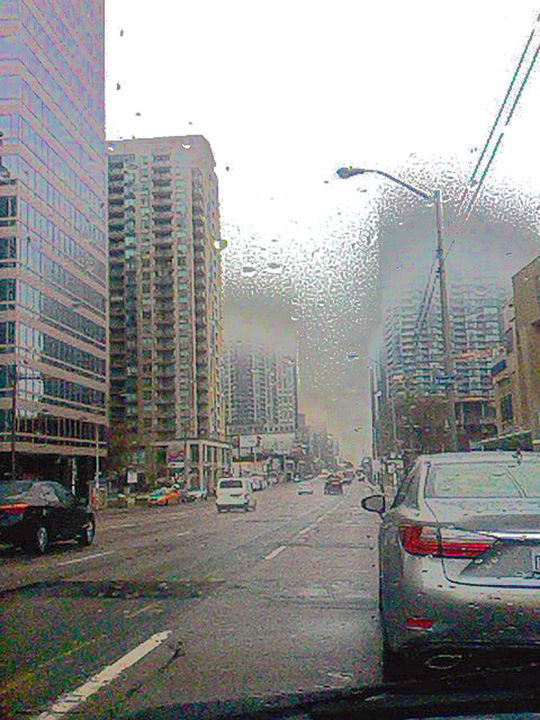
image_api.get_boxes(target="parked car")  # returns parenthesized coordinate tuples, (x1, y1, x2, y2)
(216, 477, 256, 513)
(297, 480, 313, 495)
(148, 486, 182, 506)
(362, 451, 540, 680)
(324, 477, 343, 495)
(0, 480, 95, 554)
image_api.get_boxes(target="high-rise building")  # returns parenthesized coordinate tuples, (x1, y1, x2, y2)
(107, 136, 229, 489)
(376, 277, 506, 450)
(223, 340, 298, 436)
(0, 1, 107, 491)
(490, 256, 540, 451)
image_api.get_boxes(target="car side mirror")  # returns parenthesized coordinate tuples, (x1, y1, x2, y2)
(361, 494, 386, 515)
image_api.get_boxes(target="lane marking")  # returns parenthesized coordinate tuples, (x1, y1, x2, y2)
(57, 551, 114, 567)
(34, 630, 171, 719)
(124, 602, 161, 619)
(176, 531, 192, 537)
(104, 523, 137, 530)
(264, 545, 286, 561)
(315, 516, 325, 523)
(298, 526, 312, 536)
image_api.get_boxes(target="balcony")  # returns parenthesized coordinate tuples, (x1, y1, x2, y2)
(152, 189, 172, 200)
(154, 226, 173, 237)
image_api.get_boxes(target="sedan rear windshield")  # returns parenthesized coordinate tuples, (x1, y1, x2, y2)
(425, 462, 540, 498)
(219, 480, 243, 489)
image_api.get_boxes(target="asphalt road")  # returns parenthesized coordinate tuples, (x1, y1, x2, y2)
(0, 477, 382, 719)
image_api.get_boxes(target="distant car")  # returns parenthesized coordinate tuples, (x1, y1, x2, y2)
(216, 477, 256, 513)
(181, 488, 208, 503)
(362, 451, 540, 680)
(297, 481, 313, 495)
(324, 477, 343, 495)
(0, 480, 95, 554)
(148, 486, 182, 506)
(250, 474, 267, 491)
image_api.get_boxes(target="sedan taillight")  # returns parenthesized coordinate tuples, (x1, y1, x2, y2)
(398, 523, 495, 559)
(0, 503, 29, 515)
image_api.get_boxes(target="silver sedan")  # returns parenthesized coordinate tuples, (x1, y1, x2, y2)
(362, 451, 540, 679)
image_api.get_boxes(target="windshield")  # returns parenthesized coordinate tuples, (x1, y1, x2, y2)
(2, 1, 540, 717)
(426, 463, 540, 498)
(425, 462, 540, 498)
(218, 480, 243, 489)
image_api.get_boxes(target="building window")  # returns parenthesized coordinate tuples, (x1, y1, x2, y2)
(501, 393, 513, 423)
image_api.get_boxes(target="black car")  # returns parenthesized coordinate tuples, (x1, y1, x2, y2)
(0, 480, 96, 554)
(324, 477, 343, 495)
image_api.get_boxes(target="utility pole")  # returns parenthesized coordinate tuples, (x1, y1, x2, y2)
(434, 189, 458, 452)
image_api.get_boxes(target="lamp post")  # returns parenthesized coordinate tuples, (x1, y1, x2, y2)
(337, 166, 458, 452)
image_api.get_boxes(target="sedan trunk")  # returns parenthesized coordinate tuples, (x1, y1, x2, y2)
(426, 498, 540, 588)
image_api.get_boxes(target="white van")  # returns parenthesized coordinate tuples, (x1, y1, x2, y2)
(216, 477, 256, 513)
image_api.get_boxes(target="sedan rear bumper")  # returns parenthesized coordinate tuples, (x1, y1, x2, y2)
(384, 557, 540, 653)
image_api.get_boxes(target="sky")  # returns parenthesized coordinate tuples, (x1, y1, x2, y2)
(105, 1, 540, 460)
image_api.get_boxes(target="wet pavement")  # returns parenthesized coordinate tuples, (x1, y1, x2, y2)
(0, 478, 382, 719)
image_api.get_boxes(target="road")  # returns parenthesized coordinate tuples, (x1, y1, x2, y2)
(0, 478, 382, 719)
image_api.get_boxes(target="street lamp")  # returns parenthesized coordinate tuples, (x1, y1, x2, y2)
(337, 166, 458, 452)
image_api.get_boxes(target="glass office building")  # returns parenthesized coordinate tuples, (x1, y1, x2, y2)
(0, 1, 107, 490)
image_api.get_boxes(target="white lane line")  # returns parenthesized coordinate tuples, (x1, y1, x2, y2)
(298, 526, 312, 536)
(57, 551, 114, 567)
(264, 545, 286, 561)
(176, 531, 192, 537)
(315, 516, 325, 523)
(124, 602, 161, 619)
(104, 523, 137, 530)
(34, 630, 171, 720)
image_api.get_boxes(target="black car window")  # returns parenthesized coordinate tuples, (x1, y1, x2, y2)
(391, 464, 421, 509)
(52, 483, 75, 505)
(34, 483, 60, 505)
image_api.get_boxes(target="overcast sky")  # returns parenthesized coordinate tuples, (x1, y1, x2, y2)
(105, 1, 540, 458)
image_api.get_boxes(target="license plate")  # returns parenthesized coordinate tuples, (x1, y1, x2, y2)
(531, 550, 540, 573)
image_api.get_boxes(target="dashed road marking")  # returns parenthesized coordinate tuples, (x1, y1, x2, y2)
(123, 602, 161, 619)
(104, 523, 137, 530)
(264, 545, 286, 561)
(34, 630, 171, 719)
(176, 531, 192, 537)
(57, 551, 114, 567)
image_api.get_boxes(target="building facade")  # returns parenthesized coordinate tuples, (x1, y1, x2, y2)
(0, 1, 108, 492)
(490, 257, 540, 450)
(376, 277, 506, 452)
(107, 136, 228, 488)
(223, 340, 298, 437)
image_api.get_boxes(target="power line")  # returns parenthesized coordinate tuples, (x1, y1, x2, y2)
(446, 11, 540, 257)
